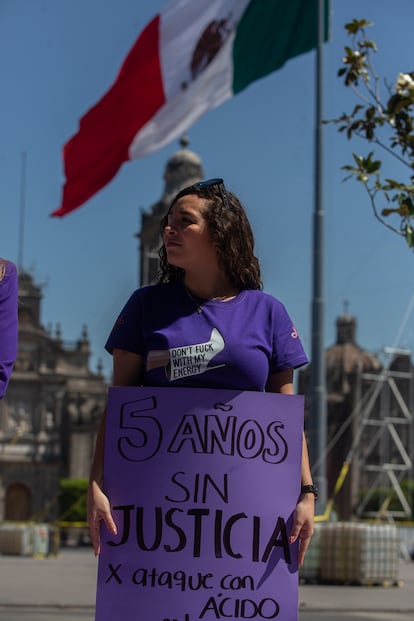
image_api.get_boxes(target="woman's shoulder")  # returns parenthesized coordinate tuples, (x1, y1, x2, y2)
(127, 281, 181, 304)
(243, 288, 286, 310)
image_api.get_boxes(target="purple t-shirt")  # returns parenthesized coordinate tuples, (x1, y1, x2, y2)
(106, 282, 308, 391)
(0, 260, 18, 399)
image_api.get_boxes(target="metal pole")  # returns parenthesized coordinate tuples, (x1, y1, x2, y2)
(309, 0, 327, 510)
(18, 151, 27, 270)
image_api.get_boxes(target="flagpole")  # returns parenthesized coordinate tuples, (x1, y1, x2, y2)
(18, 151, 27, 271)
(309, 0, 327, 510)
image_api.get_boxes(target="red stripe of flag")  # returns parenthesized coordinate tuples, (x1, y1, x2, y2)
(52, 15, 165, 217)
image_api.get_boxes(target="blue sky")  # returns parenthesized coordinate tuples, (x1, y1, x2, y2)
(1, 0, 414, 379)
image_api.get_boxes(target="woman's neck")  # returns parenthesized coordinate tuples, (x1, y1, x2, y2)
(183, 272, 239, 301)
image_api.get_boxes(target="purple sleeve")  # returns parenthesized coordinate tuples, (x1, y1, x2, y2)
(105, 290, 144, 356)
(270, 301, 308, 372)
(0, 260, 18, 399)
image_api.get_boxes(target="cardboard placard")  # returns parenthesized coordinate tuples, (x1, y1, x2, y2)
(95, 386, 303, 621)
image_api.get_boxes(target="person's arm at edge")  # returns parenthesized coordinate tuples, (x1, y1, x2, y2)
(266, 369, 315, 567)
(87, 349, 144, 555)
(0, 261, 18, 399)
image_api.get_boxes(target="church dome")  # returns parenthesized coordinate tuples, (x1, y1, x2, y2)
(163, 136, 204, 199)
(326, 313, 382, 396)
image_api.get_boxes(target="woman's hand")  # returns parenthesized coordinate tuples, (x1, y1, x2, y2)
(266, 370, 315, 566)
(289, 494, 315, 566)
(87, 352, 144, 556)
(87, 481, 117, 556)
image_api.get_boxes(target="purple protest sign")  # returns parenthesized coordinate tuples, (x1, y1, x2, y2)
(95, 386, 304, 621)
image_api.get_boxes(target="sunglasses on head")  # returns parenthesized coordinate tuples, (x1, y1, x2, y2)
(190, 178, 230, 210)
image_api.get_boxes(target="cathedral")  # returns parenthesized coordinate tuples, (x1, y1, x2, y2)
(0, 269, 107, 521)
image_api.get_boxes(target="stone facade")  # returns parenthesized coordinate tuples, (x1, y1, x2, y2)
(0, 270, 107, 521)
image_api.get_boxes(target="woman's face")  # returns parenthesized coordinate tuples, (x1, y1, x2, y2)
(163, 194, 219, 272)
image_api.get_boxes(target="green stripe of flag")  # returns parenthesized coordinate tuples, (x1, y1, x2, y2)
(233, 0, 329, 94)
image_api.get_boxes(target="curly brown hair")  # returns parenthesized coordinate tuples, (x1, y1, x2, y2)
(158, 180, 262, 290)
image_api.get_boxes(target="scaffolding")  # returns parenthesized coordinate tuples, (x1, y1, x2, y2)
(354, 348, 413, 519)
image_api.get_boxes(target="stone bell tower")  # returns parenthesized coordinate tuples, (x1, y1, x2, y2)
(137, 137, 204, 286)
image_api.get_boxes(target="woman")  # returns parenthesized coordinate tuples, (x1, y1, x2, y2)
(88, 178, 315, 564)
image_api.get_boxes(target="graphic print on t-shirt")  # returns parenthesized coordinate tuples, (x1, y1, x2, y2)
(147, 328, 225, 381)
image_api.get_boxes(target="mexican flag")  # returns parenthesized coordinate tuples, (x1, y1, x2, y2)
(53, 0, 329, 217)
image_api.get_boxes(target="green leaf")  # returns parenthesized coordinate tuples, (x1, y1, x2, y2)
(366, 159, 381, 173)
(352, 153, 364, 166)
(383, 179, 405, 191)
(352, 103, 364, 116)
(388, 94, 413, 115)
(365, 106, 376, 119)
(361, 40, 378, 52)
(345, 19, 374, 35)
(401, 197, 414, 214)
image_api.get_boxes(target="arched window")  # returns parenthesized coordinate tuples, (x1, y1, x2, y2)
(5, 482, 32, 520)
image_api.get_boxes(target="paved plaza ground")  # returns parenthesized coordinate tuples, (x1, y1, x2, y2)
(0, 548, 413, 619)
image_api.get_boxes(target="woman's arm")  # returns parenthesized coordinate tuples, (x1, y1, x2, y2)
(87, 349, 144, 555)
(290, 434, 315, 566)
(266, 369, 315, 566)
